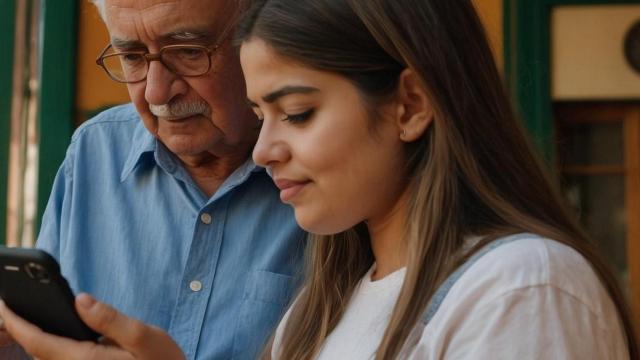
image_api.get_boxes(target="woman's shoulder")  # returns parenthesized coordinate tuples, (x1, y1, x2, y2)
(448, 233, 610, 313)
(408, 233, 628, 359)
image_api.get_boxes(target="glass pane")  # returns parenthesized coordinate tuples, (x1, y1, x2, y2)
(562, 175, 627, 285)
(560, 122, 623, 166)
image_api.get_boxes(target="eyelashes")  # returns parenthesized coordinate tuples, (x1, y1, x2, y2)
(282, 109, 314, 124)
(254, 108, 315, 125)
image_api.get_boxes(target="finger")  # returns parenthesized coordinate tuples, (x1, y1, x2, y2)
(0, 301, 94, 360)
(98, 335, 119, 347)
(76, 294, 185, 360)
(0, 300, 129, 360)
(0, 330, 15, 348)
(0, 317, 16, 348)
(75, 294, 150, 349)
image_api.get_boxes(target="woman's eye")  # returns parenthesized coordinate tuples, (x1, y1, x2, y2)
(282, 109, 314, 123)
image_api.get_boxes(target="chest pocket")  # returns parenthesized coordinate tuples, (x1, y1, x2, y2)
(232, 270, 296, 360)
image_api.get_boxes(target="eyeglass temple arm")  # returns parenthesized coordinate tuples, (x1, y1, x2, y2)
(95, 44, 112, 65)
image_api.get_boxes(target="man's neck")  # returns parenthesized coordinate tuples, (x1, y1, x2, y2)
(177, 149, 251, 198)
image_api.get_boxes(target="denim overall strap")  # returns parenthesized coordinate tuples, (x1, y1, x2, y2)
(420, 233, 535, 325)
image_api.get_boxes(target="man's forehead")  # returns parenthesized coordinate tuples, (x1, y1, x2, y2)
(110, 29, 218, 49)
(105, 0, 228, 12)
(104, 0, 234, 44)
(103, 0, 233, 27)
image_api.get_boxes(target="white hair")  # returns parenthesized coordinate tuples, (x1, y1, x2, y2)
(90, 0, 106, 19)
(89, 0, 250, 22)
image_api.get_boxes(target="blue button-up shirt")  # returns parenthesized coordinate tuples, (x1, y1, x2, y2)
(36, 104, 306, 359)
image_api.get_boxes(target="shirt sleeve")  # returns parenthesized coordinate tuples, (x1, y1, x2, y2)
(35, 142, 75, 261)
(408, 285, 629, 360)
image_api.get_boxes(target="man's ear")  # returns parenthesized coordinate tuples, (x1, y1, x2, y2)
(394, 69, 434, 142)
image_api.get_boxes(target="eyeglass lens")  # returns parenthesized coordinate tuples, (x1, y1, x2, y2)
(101, 47, 210, 82)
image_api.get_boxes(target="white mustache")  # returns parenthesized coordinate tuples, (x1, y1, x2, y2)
(149, 101, 210, 118)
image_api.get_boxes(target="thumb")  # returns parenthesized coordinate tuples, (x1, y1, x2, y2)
(75, 294, 185, 360)
(0, 317, 16, 347)
(75, 294, 143, 348)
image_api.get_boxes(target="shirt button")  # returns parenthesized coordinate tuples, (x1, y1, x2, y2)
(189, 280, 202, 292)
(200, 213, 212, 224)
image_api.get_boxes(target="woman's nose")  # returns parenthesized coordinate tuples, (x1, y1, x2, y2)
(252, 123, 291, 169)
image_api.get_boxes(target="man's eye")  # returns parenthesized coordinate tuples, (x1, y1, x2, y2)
(282, 109, 314, 123)
(122, 54, 144, 63)
(176, 48, 205, 59)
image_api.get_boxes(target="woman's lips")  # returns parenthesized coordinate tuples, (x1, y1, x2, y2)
(274, 179, 310, 203)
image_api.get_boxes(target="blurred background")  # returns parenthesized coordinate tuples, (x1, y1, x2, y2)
(0, 0, 638, 332)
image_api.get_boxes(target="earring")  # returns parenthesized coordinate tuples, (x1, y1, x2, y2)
(400, 129, 407, 139)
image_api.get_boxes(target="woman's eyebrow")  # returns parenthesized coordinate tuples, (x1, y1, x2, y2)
(262, 86, 320, 103)
(246, 86, 320, 108)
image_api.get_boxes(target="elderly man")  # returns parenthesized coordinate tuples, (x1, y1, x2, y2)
(0, 0, 305, 359)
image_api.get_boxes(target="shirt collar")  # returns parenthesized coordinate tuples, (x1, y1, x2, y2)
(120, 122, 265, 185)
(208, 157, 264, 203)
(120, 126, 157, 182)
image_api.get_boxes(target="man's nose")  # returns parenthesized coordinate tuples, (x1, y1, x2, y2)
(252, 123, 290, 169)
(144, 61, 186, 105)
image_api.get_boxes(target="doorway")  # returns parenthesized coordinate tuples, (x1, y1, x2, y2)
(505, 0, 640, 332)
(555, 103, 640, 308)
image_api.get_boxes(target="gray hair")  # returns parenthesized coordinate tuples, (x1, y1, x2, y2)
(90, 0, 251, 20)
(89, 0, 105, 19)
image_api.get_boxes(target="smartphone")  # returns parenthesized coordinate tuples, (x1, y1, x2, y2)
(0, 246, 99, 341)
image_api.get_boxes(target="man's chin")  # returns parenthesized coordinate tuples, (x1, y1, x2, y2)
(160, 135, 215, 158)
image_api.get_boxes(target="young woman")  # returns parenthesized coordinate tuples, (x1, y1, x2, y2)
(236, 0, 638, 358)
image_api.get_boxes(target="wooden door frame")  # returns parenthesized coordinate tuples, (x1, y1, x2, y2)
(556, 102, 640, 336)
(504, 0, 639, 162)
(505, 0, 640, 336)
(624, 106, 640, 331)
(0, 1, 17, 246)
(0, 1, 77, 245)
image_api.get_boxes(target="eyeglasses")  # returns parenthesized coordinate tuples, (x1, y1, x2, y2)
(96, 44, 219, 83)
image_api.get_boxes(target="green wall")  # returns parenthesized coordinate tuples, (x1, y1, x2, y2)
(504, 0, 640, 162)
(36, 0, 78, 228)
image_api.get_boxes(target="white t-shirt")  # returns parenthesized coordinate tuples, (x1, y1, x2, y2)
(318, 265, 405, 359)
(272, 234, 629, 359)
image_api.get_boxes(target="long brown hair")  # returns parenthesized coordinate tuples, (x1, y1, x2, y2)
(236, 0, 638, 359)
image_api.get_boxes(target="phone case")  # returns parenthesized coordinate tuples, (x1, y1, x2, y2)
(0, 247, 99, 341)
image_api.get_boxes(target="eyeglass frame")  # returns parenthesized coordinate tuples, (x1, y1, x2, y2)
(95, 43, 221, 83)
(93, 9, 242, 84)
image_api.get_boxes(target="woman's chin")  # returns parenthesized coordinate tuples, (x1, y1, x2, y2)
(295, 212, 353, 236)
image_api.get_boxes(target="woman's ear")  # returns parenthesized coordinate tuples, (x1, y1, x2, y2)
(395, 68, 434, 142)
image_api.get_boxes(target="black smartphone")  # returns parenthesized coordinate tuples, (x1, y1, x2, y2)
(0, 246, 99, 341)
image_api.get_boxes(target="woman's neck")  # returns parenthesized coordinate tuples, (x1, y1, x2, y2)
(366, 192, 409, 281)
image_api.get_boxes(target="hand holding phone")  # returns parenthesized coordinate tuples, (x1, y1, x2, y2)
(0, 321, 15, 347)
(0, 292, 187, 360)
(0, 246, 99, 342)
